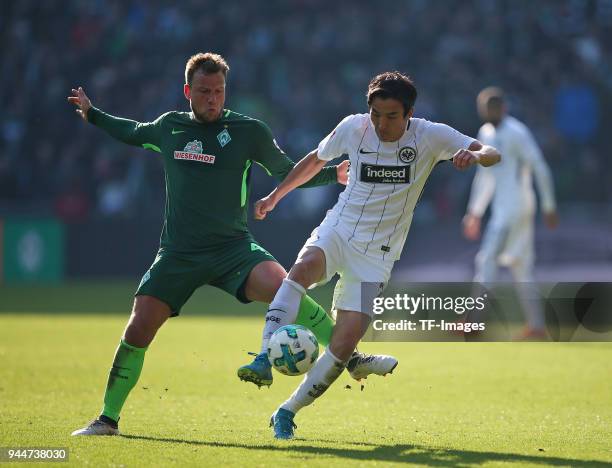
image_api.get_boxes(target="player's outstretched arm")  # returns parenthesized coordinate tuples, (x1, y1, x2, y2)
(67, 86, 162, 151)
(254, 150, 327, 220)
(263, 152, 348, 188)
(453, 141, 501, 170)
(253, 120, 348, 188)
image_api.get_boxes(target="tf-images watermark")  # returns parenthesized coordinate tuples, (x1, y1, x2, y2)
(361, 282, 612, 342)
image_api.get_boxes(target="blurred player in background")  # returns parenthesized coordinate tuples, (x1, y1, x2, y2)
(253, 72, 501, 439)
(463, 87, 558, 339)
(67, 52, 392, 436)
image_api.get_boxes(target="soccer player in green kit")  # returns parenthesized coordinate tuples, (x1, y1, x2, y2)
(69, 53, 396, 436)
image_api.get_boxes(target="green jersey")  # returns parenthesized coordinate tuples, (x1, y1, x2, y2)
(88, 107, 337, 252)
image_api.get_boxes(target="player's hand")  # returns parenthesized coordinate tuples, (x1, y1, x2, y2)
(544, 211, 559, 229)
(254, 194, 278, 220)
(462, 213, 481, 240)
(452, 149, 479, 170)
(337, 160, 350, 185)
(67, 87, 92, 122)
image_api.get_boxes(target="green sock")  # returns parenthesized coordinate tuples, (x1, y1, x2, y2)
(295, 295, 334, 347)
(101, 339, 147, 422)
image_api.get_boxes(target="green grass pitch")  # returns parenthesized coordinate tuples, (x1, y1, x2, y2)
(1, 281, 611, 467)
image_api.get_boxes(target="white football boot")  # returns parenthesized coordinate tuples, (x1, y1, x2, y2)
(71, 419, 120, 436)
(347, 352, 398, 380)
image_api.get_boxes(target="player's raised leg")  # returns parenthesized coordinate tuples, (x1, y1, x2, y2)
(240, 258, 334, 347)
(259, 248, 327, 349)
(238, 250, 330, 387)
(71, 295, 171, 436)
(270, 246, 397, 439)
(271, 309, 370, 439)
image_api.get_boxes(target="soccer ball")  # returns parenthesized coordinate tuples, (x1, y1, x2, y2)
(267, 325, 319, 376)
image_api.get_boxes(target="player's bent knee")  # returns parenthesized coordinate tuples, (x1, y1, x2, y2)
(290, 249, 325, 287)
(132, 295, 172, 320)
(244, 261, 287, 303)
(262, 262, 286, 290)
(287, 263, 312, 286)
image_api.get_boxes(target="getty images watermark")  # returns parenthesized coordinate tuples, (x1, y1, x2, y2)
(361, 282, 612, 342)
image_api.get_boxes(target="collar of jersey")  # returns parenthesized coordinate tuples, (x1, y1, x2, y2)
(188, 109, 230, 124)
(366, 116, 414, 152)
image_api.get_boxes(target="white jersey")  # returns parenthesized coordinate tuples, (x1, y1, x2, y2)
(317, 113, 475, 261)
(468, 115, 556, 223)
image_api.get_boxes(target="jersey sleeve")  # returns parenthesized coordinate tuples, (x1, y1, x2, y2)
(252, 120, 337, 187)
(513, 125, 557, 212)
(427, 122, 476, 162)
(317, 114, 358, 161)
(87, 107, 166, 153)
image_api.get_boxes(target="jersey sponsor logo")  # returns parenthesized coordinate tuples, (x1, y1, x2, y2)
(360, 163, 410, 184)
(174, 152, 216, 164)
(171, 129, 186, 135)
(174, 140, 216, 164)
(359, 148, 377, 154)
(184, 140, 203, 153)
(217, 129, 231, 147)
(398, 146, 417, 164)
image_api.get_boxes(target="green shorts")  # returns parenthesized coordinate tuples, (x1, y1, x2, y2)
(135, 237, 277, 316)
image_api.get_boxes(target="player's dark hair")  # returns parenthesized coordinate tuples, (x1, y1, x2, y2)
(367, 72, 417, 116)
(185, 52, 230, 85)
(478, 86, 505, 108)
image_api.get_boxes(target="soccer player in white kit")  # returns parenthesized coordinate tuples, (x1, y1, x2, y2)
(463, 87, 558, 339)
(255, 72, 501, 439)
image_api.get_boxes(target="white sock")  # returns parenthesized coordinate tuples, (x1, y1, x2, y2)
(280, 348, 347, 414)
(259, 278, 306, 354)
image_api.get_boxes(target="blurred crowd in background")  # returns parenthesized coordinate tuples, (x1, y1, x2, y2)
(1, 0, 611, 223)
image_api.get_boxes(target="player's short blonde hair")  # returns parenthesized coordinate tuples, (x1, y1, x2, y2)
(185, 52, 230, 85)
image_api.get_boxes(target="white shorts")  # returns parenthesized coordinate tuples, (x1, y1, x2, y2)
(298, 224, 394, 316)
